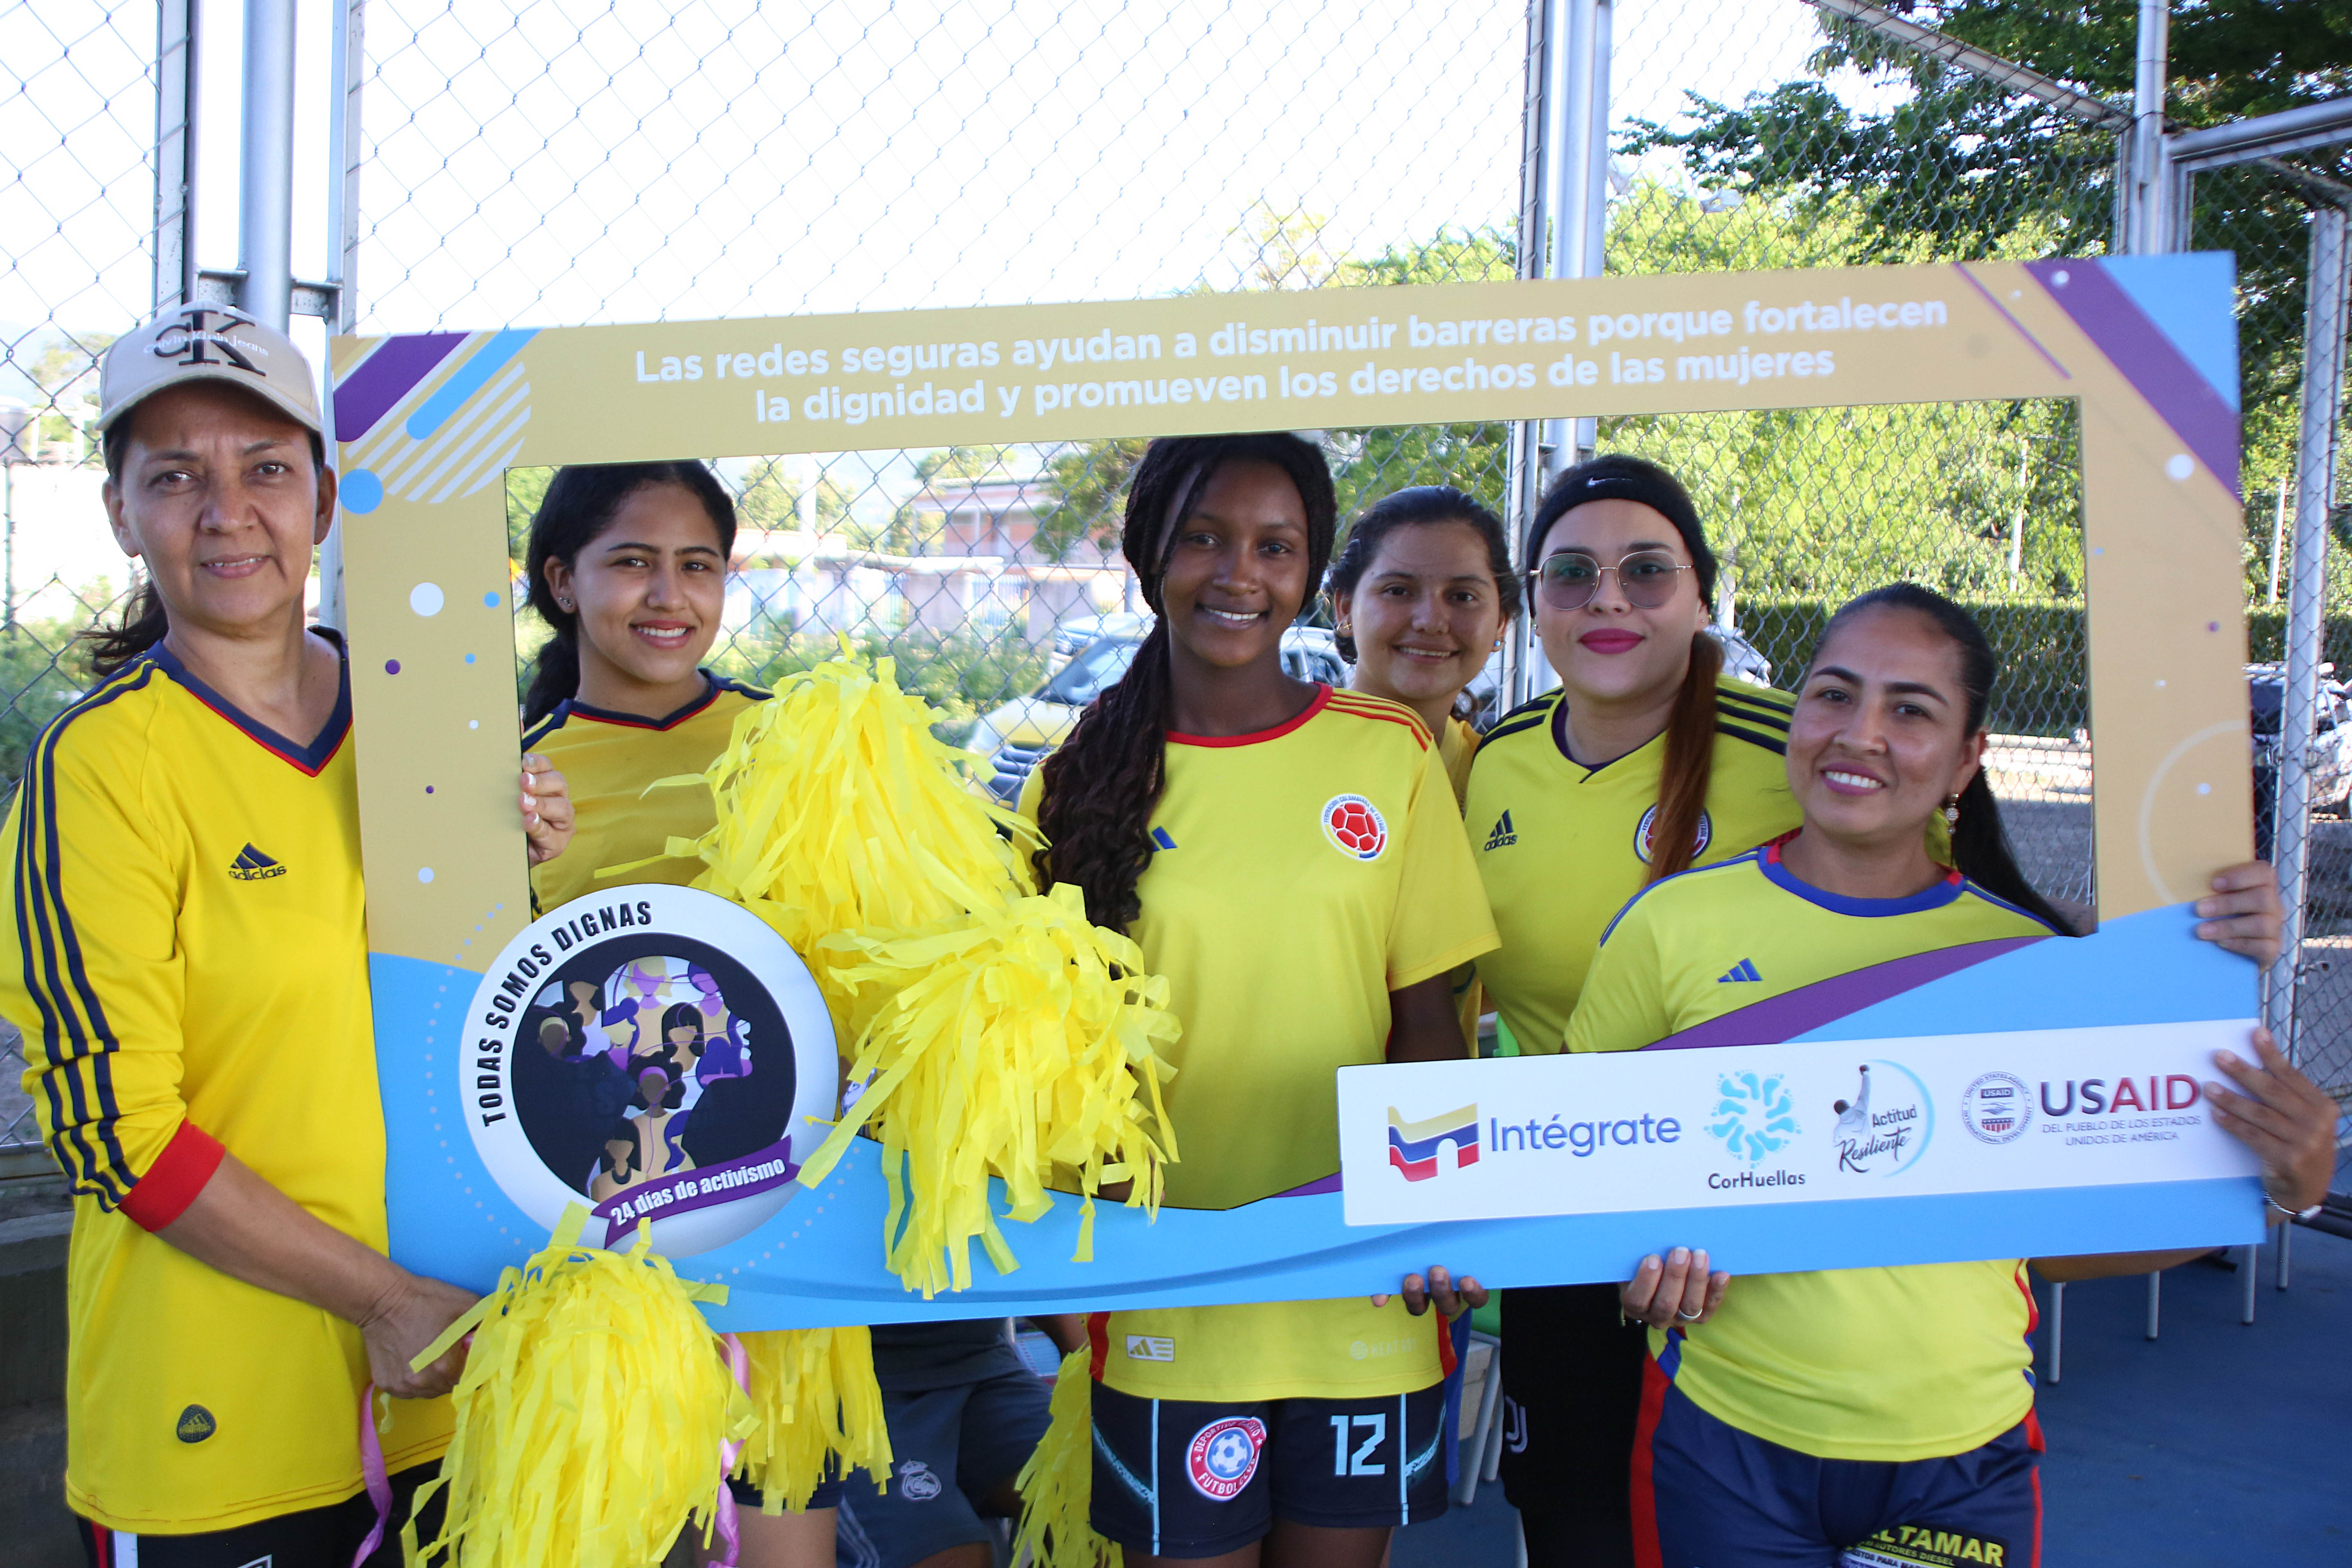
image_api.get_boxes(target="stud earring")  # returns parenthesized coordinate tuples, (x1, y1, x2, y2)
(557, 597, 574, 611)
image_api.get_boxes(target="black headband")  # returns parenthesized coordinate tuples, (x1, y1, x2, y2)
(1526, 460, 1716, 605)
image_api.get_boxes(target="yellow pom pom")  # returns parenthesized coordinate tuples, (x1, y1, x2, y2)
(800, 884, 1181, 1296)
(404, 1210, 751, 1568)
(668, 646, 1043, 1038)
(731, 1327, 893, 1513)
(1012, 1350, 1121, 1568)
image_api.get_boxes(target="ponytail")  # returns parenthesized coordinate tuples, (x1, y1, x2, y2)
(1947, 766, 2073, 934)
(83, 577, 171, 680)
(1034, 432, 1337, 931)
(1811, 583, 2074, 935)
(1645, 633, 1722, 883)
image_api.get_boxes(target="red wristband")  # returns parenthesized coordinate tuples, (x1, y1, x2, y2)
(119, 1121, 227, 1231)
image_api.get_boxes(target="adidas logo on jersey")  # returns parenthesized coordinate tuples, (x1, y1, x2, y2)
(1717, 959, 1762, 984)
(1483, 811, 1517, 850)
(1125, 1333, 1175, 1361)
(228, 844, 287, 882)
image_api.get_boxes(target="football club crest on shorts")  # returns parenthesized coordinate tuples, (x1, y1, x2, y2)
(1321, 794, 1389, 860)
(1187, 1416, 1267, 1500)
(459, 884, 838, 1256)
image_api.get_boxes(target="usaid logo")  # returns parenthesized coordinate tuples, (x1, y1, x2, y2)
(1387, 1103, 1478, 1181)
(1960, 1072, 2032, 1144)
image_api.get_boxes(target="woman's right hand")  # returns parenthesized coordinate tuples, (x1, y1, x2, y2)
(1621, 1245, 1729, 1329)
(359, 1270, 480, 1399)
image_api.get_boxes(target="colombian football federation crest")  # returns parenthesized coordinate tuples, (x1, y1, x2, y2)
(1321, 794, 1389, 860)
(459, 884, 837, 1255)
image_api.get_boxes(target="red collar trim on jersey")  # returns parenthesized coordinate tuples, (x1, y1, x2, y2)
(149, 630, 352, 777)
(1166, 683, 1330, 748)
(561, 673, 748, 733)
(1760, 829, 1965, 917)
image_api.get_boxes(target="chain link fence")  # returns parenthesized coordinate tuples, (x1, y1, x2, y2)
(1, 0, 157, 1161)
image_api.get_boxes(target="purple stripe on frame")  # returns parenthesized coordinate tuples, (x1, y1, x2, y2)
(2025, 259, 2241, 499)
(1275, 1172, 1345, 1198)
(1641, 938, 2045, 1051)
(332, 333, 468, 442)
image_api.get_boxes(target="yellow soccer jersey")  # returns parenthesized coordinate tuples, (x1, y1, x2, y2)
(0, 638, 452, 1532)
(525, 673, 766, 912)
(1022, 686, 1497, 1399)
(1439, 714, 1478, 805)
(1464, 679, 1801, 1056)
(1568, 836, 2062, 1462)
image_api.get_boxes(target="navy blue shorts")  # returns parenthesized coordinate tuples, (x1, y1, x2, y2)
(1631, 1352, 2041, 1568)
(728, 1463, 844, 1513)
(836, 1356, 1054, 1568)
(80, 1463, 442, 1568)
(1089, 1382, 1449, 1558)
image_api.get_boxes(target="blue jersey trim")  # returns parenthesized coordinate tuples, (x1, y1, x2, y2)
(546, 671, 768, 735)
(1758, 837, 1965, 918)
(1595, 849, 1766, 948)
(148, 631, 352, 775)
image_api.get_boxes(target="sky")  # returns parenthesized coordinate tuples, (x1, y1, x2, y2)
(7, 0, 1911, 352)
(0, 0, 1912, 549)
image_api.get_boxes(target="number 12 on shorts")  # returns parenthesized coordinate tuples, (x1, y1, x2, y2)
(1330, 1413, 1388, 1476)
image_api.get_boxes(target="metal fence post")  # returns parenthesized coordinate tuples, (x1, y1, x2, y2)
(2124, 1, 2171, 255)
(315, 0, 367, 631)
(1505, 0, 1557, 712)
(2268, 203, 2350, 1290)
(237, 0, 297, 330)
(152, 0, 196, 316)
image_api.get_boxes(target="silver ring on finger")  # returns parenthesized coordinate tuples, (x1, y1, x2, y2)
(1677, 1307, 1703, 1321)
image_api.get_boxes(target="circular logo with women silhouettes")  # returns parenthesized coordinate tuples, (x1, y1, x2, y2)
(1321, 794, 1389, 860)
(461, 885, 837, 1256)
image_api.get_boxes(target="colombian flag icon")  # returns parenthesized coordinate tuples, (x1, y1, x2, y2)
(1387, 1104, 1479, 1182)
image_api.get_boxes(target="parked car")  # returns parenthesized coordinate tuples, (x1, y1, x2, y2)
(2250, 661, 2352, 860)
(1048, 612, 1152, 666)
(971, 626, 1347, 802)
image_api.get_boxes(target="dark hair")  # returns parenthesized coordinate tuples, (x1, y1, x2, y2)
(1529, 455, 1724, 885)
(1034, 432, 1337, 931)
(87, 411, 328, 680)
(1524, 453, 1717, 607)
(1807, 583, 2073, 934)
(522, 461, 737, 722)
(658, 1001, 705, 1045)
(1325, 486, 1522, 663)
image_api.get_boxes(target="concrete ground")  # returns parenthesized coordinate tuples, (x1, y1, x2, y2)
(1394, 1226, 2352, 1567)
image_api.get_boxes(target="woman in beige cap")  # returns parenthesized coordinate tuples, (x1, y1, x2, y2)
(0, 303, 571, 1567)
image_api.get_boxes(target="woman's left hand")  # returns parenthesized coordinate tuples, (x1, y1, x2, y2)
(1370, 1264, 1487, 1320)
(2208, 1025, 2340, 1216)
(521, 752, 576, 865)
(2194, 860, 2285, 965)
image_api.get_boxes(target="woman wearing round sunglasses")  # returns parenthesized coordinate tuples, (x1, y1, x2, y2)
(1459, 454, 2287, 1568)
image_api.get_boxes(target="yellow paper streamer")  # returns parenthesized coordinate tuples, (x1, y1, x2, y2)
(403, 1209, 752, 1568)
(802, 884, 1180, 1296)
(1012, 1349, 1122, 1568)
(666, 644, 1044, 1040)
(655, 648, 1180, 1294)
(731, 1327, 893, 1513)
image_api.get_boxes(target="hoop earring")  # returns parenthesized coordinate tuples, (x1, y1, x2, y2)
(1943, 795, 1961, 826)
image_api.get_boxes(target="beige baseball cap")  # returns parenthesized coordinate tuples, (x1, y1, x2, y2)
(96, 302, 321, 437)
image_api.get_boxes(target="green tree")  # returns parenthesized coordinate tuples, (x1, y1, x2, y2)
(914, 445, 1019, 483)
(1622, 1, 2352, 603)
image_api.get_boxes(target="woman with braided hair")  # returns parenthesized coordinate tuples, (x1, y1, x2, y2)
(1021, 432, 1497, 1568)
